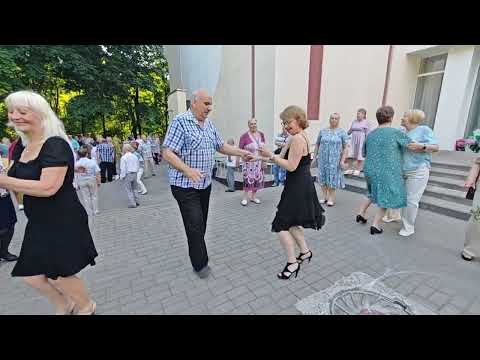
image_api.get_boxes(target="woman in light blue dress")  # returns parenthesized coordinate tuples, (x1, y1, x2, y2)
(314, 113, 348, 206)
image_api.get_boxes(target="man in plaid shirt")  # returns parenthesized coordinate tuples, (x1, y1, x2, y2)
(163, 88, 253, 278)
(96, 138, 115, 183)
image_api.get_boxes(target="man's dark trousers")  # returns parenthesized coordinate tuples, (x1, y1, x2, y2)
(171, 185, 211, 272)
(100, 161, 115, 183)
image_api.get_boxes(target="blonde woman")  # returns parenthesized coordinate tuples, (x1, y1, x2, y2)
(397, 109, 439, 236)
(314, 113, 349, 206)
(0, 90, 97, 315)
(258, 106, 325, 280)
(462, 157, 480, 261)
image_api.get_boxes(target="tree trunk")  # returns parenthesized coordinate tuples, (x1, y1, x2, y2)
(127, 103, 137, 138)
(81, 118, 85, 135)
(102, 114, 106, 138)
(54, 85, 60, 114)
(134, 87, 142, 136)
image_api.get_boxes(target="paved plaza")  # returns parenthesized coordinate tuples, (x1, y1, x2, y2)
(1, 163, 480, 315)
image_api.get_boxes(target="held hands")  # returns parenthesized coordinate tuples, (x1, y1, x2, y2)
(407, 142, 425, 152)
(241, 150, 256, 162)
(257, 145, 273, 160)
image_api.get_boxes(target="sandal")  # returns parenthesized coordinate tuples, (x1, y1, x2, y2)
(56, 298, 76, 315)
(296, 250, 313, 264)
(76, 301, 96, 315)
(277, 262, 300, 280)
(241, 199, 248, 206)
(251, 198, 261, 204)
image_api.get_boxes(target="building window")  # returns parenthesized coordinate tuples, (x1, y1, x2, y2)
(465, 65, 480, 137)
(413, 54, 448, 129)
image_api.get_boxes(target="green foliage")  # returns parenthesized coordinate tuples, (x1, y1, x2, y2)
(0, 45, 170, 140)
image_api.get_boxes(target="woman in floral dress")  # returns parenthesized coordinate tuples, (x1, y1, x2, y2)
(239, 118, 266, 206)
(314, 113, 348, 206)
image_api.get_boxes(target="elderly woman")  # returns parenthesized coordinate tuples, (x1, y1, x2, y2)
(314, 113, 348, 206)
(0, 90, 97, 315)
(398, 109, 439, 236)
(239, 118, 266, 206)
(345, 108, 370, 176)
(461, 157, 480, 261)
(258, 106, 324, 280)
(356, 106, 422, 235)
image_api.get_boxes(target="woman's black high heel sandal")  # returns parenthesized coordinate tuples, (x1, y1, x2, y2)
(356, 215, 367, 224)
(277, 262, 300, 280)
(370, 226, 383, 235)
(296, 250, 313, 264)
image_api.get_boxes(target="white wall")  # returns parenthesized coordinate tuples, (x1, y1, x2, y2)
(315, 45, 389, 143)
(254, 45, 276, 147)
(434, 46, 476, 149)
(209, 46, 252, 145)
(273, 45, 310, 145)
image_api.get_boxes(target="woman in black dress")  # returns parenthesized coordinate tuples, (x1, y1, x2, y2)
(258, 105, 325, 280)
(0, 91, 98, 315)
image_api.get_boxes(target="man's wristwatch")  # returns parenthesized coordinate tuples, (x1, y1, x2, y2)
(423, 145, 427, 151)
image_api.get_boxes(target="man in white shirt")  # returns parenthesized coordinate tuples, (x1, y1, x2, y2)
(120, 144, 140, 208)
(225, 138, 237, 192)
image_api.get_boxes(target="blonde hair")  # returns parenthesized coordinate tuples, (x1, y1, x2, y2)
(279, 105, 309, 130)
(405, 109, 425, 125)
(122, 144, 134, 154)
(5, 90, 69, 146)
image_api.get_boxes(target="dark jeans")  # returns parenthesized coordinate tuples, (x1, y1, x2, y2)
(171, 185, 211, 272)
(153, 153, 160, 165)
(100, 161, 115, 183)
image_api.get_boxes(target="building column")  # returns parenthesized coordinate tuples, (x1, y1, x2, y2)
(307, 45, 324, 120)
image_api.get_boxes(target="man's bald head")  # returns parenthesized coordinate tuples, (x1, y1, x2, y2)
(191, 88, 213, 122)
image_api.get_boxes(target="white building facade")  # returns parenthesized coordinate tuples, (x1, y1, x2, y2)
(165, 45, 480, 150)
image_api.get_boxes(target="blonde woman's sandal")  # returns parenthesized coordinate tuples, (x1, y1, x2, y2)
(251, 198, 261, 204)
(241, 199, 248, 206)
(56, 298, 76, 315)
(76, 301, 96, 315)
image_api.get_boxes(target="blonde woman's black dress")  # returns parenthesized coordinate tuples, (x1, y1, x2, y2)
(272, 149, 325, 232)
(8, 137, 98, 279)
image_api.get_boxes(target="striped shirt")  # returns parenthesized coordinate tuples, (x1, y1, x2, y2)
(96, 143, 115, 163)
(163, 110, 224, 189)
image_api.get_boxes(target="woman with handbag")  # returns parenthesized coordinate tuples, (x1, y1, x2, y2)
(461, 157, 480, 261)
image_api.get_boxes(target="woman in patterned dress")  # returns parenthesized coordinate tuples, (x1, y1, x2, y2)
(238, 118, 266, 206)
(355, 106, 422, 235)
(345, 108, 370, 176)
(314, 113, 349, 206)
(461, 157, 480, 261)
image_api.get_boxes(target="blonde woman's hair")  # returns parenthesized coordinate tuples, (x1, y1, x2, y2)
(279, 105, 308, 130)
(406, 109, 426, 125)
(5, 90, 69, 146)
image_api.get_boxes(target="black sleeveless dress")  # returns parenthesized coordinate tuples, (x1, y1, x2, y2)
(271, 148, 325, 233)
(8, 137, 98, 279)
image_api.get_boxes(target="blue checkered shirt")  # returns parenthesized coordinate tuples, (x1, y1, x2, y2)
(96, 143, 115, 163)
(163, 110, 224, 189)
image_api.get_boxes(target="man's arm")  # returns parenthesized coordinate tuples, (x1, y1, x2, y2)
(218, 143, 250, 158)
(162, 147, 202, 183)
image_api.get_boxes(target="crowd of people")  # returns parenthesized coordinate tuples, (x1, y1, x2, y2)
(0, 86, 479, 315)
